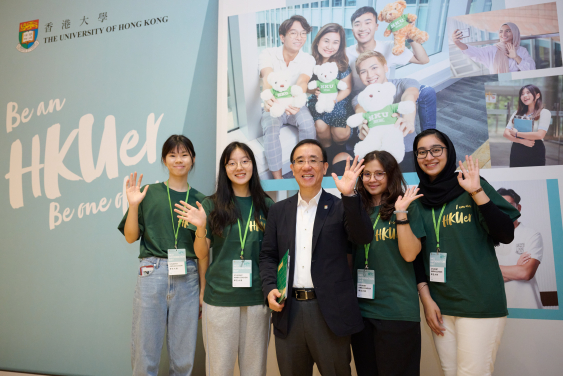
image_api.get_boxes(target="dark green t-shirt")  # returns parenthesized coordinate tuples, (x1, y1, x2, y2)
(117, 182, 206, 259)
(353, 202, 426, 322)
(416, 179, 521, 318)
(202, 196, 274, 307)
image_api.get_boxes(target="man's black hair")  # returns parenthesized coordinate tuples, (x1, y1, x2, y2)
(290, 139, 327, 164)
(351, 6, 378, 25)
(497, 188, 521, 205)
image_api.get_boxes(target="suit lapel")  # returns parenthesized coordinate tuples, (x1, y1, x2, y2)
(284, 193, 298, 267)
(312, 190, 333, 253)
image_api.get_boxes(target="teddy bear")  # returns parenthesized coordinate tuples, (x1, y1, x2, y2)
(260, 70, 307, 118)
(379, 0, 429, 56)
(307, 62, 348, 113)
(347, 82, 415, 163)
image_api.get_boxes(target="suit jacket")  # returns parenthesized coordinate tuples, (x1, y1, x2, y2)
(259, 190, 374, 339)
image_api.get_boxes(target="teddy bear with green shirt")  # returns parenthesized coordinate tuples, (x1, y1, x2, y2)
(347, 82, 415, 163)
(260, 70, 307, 118)
(379, 0, 429, 56)
(307, 62, 348, 113)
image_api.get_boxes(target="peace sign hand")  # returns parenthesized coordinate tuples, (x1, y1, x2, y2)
(457, 155, 481, 193)
(174, 201, 207, 228)
(395, 186, 423, 212)
(332, 155, 365, 196)
(126, 172, 148, 207)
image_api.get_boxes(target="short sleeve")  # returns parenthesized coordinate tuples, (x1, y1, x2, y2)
(201, 198, 214, 245)
(300, 54, 316, 78)
(392, 78, 419, 103)
(506, 112, 516, 129)
(407, 201, 426, 240)
(479, 179, 521, 228)
(537, 109, 552, 132)
(527, 231, 543, 262)
(258, 48, 274, 73)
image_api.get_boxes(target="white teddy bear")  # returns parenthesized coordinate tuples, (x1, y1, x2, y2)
(347, 82, 415, 163)
(260, 71, 307, 118)
(307, 62, 348, 113)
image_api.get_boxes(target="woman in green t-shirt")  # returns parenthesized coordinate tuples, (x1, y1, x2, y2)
(413, 129, 520, 376)
(118, 135, 207, 375)
(350, 150, 426, 376)
(175, 142, 273, 376)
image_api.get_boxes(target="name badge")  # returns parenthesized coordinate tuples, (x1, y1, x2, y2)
(168, 249, 187, 275)
(430, 252, 447, 283)
(357, 269, 375, 299)
(233, 260, 252, 288)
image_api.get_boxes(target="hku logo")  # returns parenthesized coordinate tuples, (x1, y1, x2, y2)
(17, 20, 40, 53)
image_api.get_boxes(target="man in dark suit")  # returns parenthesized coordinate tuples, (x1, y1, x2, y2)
(259, 139, 374, 376)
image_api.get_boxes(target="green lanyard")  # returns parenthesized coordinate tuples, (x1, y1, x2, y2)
(363, 214, 380, 269)
(432, 204, 447, 252)
(237, 202, 254, 260)
(167, 180, 190, 249)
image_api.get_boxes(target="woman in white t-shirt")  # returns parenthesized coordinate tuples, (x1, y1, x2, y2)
(503, 84, 551, 167)
(452, 22, 535, 74)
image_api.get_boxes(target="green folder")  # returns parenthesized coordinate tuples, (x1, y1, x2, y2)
(277, 250, 290, 304)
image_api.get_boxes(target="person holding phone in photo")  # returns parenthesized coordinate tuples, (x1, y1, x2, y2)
(412, 129, 520, 376)
(503, 84, 552, 167)
(452, 22, 535, 74)
(307, 23, 354, 149)
(175, 142, 273, 376)
(118, 135, 207, 376)
(349, 150, 426, 376)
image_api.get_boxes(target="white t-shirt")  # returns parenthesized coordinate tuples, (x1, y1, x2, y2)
(506, 109, 552, 139)
(346, 41, 413, 98)
(258, 45, 316, 86)
(495, 224, 543, 309)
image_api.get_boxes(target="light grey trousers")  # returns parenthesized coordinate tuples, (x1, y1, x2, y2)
(202, 302, 271, 376)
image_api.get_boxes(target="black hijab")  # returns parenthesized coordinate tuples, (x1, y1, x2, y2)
(413, 130, 466, 207)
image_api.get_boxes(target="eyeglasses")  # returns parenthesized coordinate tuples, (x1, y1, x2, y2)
(292, 158, 324, 167)
(362, 171, 386, 181)
(415, 146, 447, 159)
(287, 30, 308, 38)
(225, 160, 252, 170)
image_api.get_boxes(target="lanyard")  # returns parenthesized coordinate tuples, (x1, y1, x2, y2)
(167, 180, 190, 249)
(432, 204, 447, 252)
(363, 214, 380, 269)
(237, 202, 254, 260)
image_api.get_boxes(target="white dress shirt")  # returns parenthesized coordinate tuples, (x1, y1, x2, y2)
(293, 189, 323, 288)
(258, 45, 316, 86)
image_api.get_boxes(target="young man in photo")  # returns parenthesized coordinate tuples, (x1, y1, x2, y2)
(345, 6, 436, 132)
(258, 15, 317, 179)
(496, 188, 544, 309)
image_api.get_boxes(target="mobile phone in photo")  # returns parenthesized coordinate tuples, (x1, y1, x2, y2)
(460, 28, 470, 38)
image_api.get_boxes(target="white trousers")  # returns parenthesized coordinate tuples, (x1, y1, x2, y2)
(202, 302, 271, 376)
(433, 315, 507, 376)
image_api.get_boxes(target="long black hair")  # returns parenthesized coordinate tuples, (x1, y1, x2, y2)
(209, 142, 271, 237)
(355, 151, 406, 221)
(513, 84, 543, 122)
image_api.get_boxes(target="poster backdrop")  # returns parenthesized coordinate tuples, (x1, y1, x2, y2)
(0, 0, 217, 375)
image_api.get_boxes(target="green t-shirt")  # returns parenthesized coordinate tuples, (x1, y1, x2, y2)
(352, 203, 426, 322)
(271, 87, 293, 99)
(202, 196, 274, 307)
(416, 179, 521, 318)
(316, 79, 340, 94)
(117, 182, 206, 259)
(363, 104, 400, 128)
(386, 14, 410, 33)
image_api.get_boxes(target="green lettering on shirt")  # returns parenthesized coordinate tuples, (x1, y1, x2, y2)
(316, 79, 340, 94)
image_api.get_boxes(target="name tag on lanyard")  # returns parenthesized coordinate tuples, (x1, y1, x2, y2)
(430, 252, 447, 283)
(168, 248, 187, 275)
(233, 260, 252, 287)
(357, 269, 375, 299)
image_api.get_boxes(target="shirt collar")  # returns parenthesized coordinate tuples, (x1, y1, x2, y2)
(298, 188, 323, 207)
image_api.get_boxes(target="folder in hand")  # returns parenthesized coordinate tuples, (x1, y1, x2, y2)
(514, 118, 533, 133)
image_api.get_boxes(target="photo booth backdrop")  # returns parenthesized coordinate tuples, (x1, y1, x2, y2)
(0, 0, 218, 375)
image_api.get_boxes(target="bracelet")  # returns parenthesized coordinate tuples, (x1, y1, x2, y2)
(417, 283, 428, 292)
(195, 229, 207, 239)
(395, 219, 410, 225)
(469, 187, 483, 197)
(393, 210, 408, 214)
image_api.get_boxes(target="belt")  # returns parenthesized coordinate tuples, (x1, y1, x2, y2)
(294, 289, 316, 300)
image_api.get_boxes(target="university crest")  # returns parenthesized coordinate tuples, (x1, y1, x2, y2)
(17, 20, 39, 53)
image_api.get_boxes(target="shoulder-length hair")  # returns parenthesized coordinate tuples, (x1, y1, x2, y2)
(513, 84, 543, 123)
(311, 23, 349, 72)
(209, 142, 271, 237)
(355, 150, 406, 221)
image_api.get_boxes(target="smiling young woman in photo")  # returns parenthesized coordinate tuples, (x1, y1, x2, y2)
(349, 150, 426, 376)
(412, 129, 520, 376)
(307, 23, 354, 148)
(118, 134, 206, 376)
(452, 22, 535, 74)
(174, 142, 273, 376)
(503, 84, 552, 167)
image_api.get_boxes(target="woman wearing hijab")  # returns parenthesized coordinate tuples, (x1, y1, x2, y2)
(452, 22, 535, 73)
(412, 129, 520, 376)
